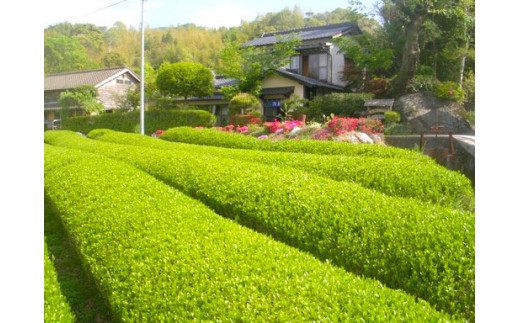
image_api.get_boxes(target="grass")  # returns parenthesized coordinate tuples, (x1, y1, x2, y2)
(44, 195, 112, 323)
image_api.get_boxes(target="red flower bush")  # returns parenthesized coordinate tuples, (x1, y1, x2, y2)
(230, 114, 261, 126)
(327, 117, 359, 135)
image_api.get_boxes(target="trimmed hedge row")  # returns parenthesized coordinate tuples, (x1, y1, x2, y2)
(44, 240, 75, 322)
(43, 144, 453, 322)
(89, 129, 474, 210)
(61, 110, 216, 134)
(160, 127, 432, 161)
(45, 131, 475, 320)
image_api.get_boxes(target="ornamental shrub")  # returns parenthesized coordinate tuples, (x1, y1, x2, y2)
(384, 111, 401, 124)
(435, 81, 466, 103)
(61, 109, 215, 134)
(88, 129, 475, 210)
(44, 143, 453, 322)
(44, 240, 75, 322)
(228, 93, 262, 116)
(159, 127, 430, 161)
(229, 114, 261, 126)
(305, 92, 374, 120)
(45, 131, 475, 319)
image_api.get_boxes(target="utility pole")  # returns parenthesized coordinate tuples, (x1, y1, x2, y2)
(140, 0, 145, 134)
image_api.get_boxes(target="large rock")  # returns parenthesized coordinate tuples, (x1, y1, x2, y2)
(394, 92, 474, 134)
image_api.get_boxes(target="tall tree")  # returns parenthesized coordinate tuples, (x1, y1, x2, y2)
(44, 35, 98, 74)
(156, 62, 214, 106)
(217, 37, 300, 97)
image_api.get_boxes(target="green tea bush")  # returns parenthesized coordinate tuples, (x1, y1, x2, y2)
(89, 129, 474, 210)
(44, 240, 75, 322)
(45, 131, 475, 319)
(61, 109, 216, 134)
(44, 143, 454, 322)
(160, 127, 432, 161)
(305, 92, 374, 120)
(384, 111, 401, 124)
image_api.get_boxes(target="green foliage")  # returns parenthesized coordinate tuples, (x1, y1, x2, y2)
(384, 123, 413, 135)
(156, 62, 214, 103)
(44, 141, 454, 322)
(435, 81, 465, 103)
(91, 129, 474, 210)
(102, 51, 126, 68)
(44, 35, 99, 74)
(384, 111, 401, 124)
(306, 93, 374, 120)
(161, 126, 429, 160)
(279, 94, 308, 121)
(45, 131, 474, 320)
(61, 110, 215, 134)
(44, 240, 75, 322)
(58, 85, 104, 116)
(217, 38, 300, 95)
(409, 74, 441, 93)
(228, 93, 262, 116)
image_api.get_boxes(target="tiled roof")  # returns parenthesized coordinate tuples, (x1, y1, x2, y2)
(44, 67, 140, 91)
(242, 22, 358, 47)
(214, 78, 236, 89)
(275, 68, 344, 91)
(261, 87, 295, 96)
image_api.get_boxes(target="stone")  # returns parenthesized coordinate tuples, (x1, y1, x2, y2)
(394, 92, 474, 135)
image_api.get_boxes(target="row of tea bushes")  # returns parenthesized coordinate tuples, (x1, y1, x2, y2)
(44, 240, 75, 322)
(160, 127, 432, 161)
(44, 143, 454, 322)
(45, 131, 475, 319)
(88, 129, 474, 210)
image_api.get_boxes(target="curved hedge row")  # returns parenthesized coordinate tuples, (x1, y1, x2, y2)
(89, 129, 474, 210)
(61, 110, 216, 135)
(44, 143, 453, 322)
(160, 127, 431, 161)
(45, 131, 475, 320)
(44, 240, 75, 322)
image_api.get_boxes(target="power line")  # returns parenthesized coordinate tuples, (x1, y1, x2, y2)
(76, 0, 129, 19)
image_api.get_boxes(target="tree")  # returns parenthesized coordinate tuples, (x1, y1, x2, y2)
(58, 85, 104, 118)
(44, 35, 98, 74)
(379, 0, 474, 96)
(103, 52, 127, 68)
(217, 37, 300, 97)
(228, 93, 262, 116)
(156, 62, 214, 106)
(334, 33, 394, 91)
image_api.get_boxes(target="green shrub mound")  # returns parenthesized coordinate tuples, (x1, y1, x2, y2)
(160, 127, 432, 161)
(45, 131, 475, 320)
(44, 240, 75, 322)
(305, 92, 374, 120)
(61, 110, 216, 134)
(89, 129, 474, 210)
(44, 144, 454, 322)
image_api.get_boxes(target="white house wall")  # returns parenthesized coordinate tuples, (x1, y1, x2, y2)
(97, 72, 139, 110)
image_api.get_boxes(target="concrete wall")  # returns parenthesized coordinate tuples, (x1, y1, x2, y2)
(385, 135, 475, 185)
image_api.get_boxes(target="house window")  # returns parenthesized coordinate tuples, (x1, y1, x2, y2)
(125, 80, 131, 84)
(309, 53, 329, 81)
(290, 56, 300, 73)
(116, 79, 124, 84)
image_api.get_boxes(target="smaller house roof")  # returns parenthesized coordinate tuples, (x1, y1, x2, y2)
(242, 22, 359, 47)
(275, 68, 344, 91)
(44, 67, 140, 91)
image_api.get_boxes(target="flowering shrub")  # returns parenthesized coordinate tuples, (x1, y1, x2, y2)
(311, 128, 334, 141)
(358, 118, 384, 134)
(236, 125, 249, 134)
(151, 130, 165, 137)
(327, 117, 359, 135)
(263, 120, 303, 134)
(229, 114, 261, 126)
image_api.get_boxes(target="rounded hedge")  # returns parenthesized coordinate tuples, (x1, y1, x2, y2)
(44, 143, 454, 322)
(45, 131, 475, 320)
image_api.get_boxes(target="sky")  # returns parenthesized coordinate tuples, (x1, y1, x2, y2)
(43, 0, 380, 29)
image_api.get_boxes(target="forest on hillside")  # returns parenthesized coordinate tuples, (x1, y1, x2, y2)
(44, 2, 474, 104)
